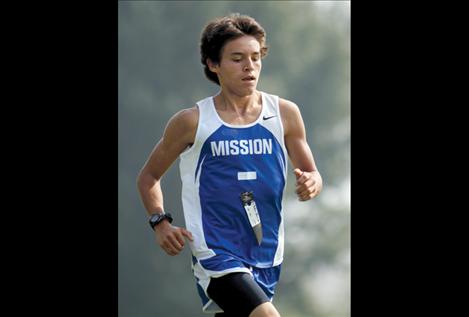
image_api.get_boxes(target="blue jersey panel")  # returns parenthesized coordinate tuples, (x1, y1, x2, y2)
(195, 124, 286, 269)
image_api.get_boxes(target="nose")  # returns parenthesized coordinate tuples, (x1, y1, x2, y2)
(243, 59, 254, 71)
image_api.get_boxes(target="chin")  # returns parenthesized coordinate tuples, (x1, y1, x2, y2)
(230, 85, 257, 97)
(244, 86, 257, 94)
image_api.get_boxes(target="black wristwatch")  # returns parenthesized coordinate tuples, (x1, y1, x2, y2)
(149, 212, 173, 230)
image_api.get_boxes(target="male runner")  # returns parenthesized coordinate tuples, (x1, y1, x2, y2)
(137, 13, 323, 317)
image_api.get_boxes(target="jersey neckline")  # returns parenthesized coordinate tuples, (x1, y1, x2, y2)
(210, 91, 265, 128)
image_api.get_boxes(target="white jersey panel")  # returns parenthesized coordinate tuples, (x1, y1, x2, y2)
(179, 96, 221, 259)
(258, 93, 287, 265)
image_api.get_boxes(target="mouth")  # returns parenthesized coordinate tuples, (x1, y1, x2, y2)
(242, 75, 256, 82)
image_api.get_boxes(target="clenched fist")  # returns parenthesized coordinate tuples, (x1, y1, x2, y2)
(154, 220, 194, 256)
(294, 168, 323, 201)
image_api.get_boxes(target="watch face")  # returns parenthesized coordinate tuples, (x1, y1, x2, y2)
(150, 214, 161, 222)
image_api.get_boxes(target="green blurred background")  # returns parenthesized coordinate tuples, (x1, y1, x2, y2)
(118, 1, 350, 316)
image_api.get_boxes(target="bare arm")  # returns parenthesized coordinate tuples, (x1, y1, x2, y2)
(136, 106, 198, 255)
(280, 98, 323, 201)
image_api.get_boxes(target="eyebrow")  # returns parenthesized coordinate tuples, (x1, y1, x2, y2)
(230, 52, 260, 56)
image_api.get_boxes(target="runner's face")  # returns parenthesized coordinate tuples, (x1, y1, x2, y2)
(210, 35, 262, 95)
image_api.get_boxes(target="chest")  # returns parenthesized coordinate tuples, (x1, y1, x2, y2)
(215, 107, 262, 125)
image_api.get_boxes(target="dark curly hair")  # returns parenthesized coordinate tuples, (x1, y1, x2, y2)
(200, 13, 268, 85)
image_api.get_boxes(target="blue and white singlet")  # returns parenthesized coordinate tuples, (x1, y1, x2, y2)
(179, 91, 287, 312)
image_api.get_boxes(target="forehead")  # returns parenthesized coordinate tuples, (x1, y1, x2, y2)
(222, 35, 261, 55)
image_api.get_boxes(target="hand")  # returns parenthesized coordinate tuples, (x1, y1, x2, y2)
(294, 168, 322, 201)
(154, 220, 194, 256)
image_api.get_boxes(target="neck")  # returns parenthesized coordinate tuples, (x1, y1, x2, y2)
(219, 90, 260, 112)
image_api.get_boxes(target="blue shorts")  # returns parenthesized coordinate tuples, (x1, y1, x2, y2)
(191, 256, 281, 314)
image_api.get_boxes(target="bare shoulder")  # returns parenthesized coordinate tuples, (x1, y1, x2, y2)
(170, 105, 199, 127)
(279, 98, 303, 135)
(164, 105, 199, 145)
(279, 97, 301, 116)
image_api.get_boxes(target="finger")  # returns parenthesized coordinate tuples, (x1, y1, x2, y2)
(295, 182, 313, 194)
(296, 173, 308, 185)
(293, 168, 303, 179)
(297, 189, 310, 197)
(181, 228, 194, 241)
(297, 188, 312, 198)
(303, 178, 316, 189)
(298, 187, 317, 200)
(174, 230, 186, 248)
(164, 246, 176, 256)
(161, 240, 172, 253)
(300, 188, 318, 200)
(298, 193, 312, 201)
(167, 249, 178, 256)
(162, 240, 180, 255)
(310, 188, 319, 198)
(295, 184, 307, 194)
(298, 174, 316, 190)
(167, 234, 184, 251)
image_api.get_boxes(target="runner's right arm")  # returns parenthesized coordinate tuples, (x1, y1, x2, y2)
(137, 106, 198, 256)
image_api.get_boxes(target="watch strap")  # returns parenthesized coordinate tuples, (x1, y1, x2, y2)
(149, 212, 173, 230)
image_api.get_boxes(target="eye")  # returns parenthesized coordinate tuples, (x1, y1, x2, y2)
(252, 55, 260, 62)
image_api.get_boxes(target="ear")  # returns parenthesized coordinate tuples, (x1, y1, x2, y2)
(207, 58, 219, 73)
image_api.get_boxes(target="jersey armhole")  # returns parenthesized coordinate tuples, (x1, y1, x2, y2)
(276, 96, 286, 147)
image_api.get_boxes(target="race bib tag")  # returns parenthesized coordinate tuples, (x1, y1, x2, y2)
(240, 191, 262, 245)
